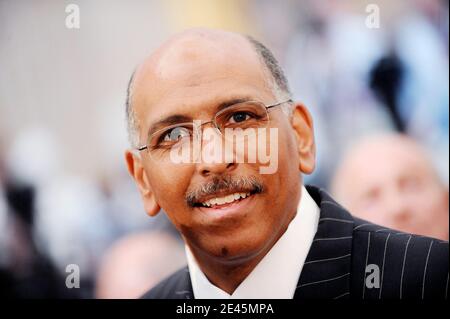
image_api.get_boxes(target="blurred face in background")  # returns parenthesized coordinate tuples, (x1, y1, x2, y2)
(125, 29, 315, 266)
(96, 232, 186, 299)
(332, 134, 449, 240)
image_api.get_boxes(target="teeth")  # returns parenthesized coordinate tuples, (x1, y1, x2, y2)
(201, 192, 250, 207)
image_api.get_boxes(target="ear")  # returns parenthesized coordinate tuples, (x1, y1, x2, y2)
(125, 150, 160, 217)
(290, 103, 316, 174)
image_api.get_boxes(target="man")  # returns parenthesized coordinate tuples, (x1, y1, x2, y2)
(124, 28, 448, 299)
(331, 133, 449, 241)
(96, 231, 186, 299)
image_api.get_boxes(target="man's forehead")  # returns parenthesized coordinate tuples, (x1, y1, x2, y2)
(131, 29, 272, 124)
(134, 29, 261, 86)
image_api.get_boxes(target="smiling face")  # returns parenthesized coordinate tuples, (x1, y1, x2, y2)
(125, 29, 315, 265)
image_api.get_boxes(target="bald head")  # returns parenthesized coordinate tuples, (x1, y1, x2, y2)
(126, 28, 291, 147)
(331, 134, 448, 240)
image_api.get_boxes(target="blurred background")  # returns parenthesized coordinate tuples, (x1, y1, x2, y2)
(0, 0, 448, 298)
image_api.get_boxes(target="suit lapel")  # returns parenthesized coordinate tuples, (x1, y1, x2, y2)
(169, 267, 194, 299)
(294, 186, 355, 300)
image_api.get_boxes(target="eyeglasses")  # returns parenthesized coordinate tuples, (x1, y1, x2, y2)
(137, 99, 292, 159)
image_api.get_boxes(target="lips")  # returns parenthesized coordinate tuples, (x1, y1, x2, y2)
(200, 192, 251, 207)
(196, 191, 256, 221)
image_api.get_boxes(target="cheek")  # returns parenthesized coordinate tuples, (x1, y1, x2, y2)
(415, 188, 447, 217)
(259, 129, 301, 214)
(276, 127, 300, 180)
(145, 162, 194, 218)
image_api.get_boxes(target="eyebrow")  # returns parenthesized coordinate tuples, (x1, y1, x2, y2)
(148, 114, 193, 136)
(147, 97, 253, 136)
(216, 97, 253, 112)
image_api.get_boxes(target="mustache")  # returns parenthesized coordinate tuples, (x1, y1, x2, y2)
(185, 175, 264, 207)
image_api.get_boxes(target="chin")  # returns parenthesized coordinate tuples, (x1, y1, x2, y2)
(196, 228, 275, 264)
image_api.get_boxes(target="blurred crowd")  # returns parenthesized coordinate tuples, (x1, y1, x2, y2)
(0, 0, 448, 298)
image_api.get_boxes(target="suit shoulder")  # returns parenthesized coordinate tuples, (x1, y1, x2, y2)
(350, 219, 448, 299)
(352, 217, 448, 259)
(353, 217, 447, 244)
(140, 266, 192, 299)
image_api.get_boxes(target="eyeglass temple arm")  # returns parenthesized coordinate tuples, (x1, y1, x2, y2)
(266, 99, 293, 110)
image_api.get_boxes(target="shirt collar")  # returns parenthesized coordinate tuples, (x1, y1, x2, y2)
(185, 185, 320, 299)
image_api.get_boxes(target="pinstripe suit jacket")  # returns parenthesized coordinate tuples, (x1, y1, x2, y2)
(142, 185, 449, 299)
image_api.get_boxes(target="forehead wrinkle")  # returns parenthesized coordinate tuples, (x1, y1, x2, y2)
(133, 68, 271, 128)
(134, 71, 270, 133)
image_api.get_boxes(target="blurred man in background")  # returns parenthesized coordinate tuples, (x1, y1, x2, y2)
(95, 231, 185, 299)
(331, 133, 448, 240)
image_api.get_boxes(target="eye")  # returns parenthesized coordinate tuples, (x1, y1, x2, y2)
(162, 126, 191, 142)
(229, 112, 252, 123)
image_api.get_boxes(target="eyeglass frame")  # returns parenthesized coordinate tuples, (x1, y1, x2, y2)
(136, 98, 293, 152)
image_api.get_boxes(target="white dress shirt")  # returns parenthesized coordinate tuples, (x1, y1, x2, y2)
(186, 186, 320, 299)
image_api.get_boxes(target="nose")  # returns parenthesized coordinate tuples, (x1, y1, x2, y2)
(196, 125, 236, 177)
(198, 161, 236, 177)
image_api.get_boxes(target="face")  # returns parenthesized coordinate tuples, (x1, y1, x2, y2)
(334, 138, 449, 240)
(125, 31, 315, 264)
